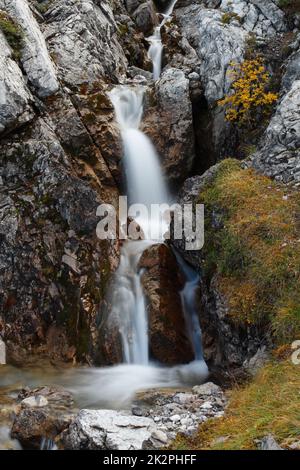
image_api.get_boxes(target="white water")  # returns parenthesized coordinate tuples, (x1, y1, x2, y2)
(105, 45, 208, 400)
(109, 240, 152, 365)
(147, 0, 178, 80)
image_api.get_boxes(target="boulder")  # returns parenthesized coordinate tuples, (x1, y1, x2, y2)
(11, 386, 75, 449)
(132, 2, 158, 35)
(139, 243, 194, 364)
(60, 409, 155, 450)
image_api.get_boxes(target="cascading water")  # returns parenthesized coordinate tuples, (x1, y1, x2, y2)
(108, 86, 171, 364)
(0, 0, 208, 414)
(174, 251, 204, 361)
(147, 0, 178, 80)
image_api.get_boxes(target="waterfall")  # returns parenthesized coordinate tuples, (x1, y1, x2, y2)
(109, 87, 169, 209)
(108, 85, 170, 365)
(147, 0, 178, 80)
(174, 251, 204, 361)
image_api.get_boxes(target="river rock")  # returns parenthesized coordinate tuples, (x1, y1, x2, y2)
(11, 386, 75, 449)
(60, 409, 155, 450)
(139, 243, 194, 365)
(243, 347, 269, 376)
(192, 381, 223, 397)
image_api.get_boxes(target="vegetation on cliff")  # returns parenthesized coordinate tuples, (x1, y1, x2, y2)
(0, 11, 23, 59)
(218, 58, 278, 126)
(199, 159, 300, 346)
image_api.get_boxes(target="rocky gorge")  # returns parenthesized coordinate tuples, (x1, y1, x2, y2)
(0, 0, 300, 451)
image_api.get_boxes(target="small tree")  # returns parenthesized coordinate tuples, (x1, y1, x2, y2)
(218, 58, 278, 126)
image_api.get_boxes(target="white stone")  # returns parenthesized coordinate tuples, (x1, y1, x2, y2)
(62, 410, 155, 450)
(21, 395, 48, 408)
(200, 402, 213, 410)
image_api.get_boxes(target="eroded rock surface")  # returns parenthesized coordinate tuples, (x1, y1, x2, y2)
(139, 243, 194, 365)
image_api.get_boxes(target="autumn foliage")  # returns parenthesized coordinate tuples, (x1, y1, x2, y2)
(218, 58, 278, 125)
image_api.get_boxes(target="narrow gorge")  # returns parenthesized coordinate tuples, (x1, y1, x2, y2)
(0, 0, 299, 452)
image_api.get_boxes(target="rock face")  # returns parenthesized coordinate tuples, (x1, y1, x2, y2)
(0, 0, 149, 363)
(1, 0, 59, 97)
(175, 0, 288, 160)
(60, 409, 155, 450)
(139, 244, 194, 365)
(249, 79, 300, 185)
(0, 30, 33, 134)
(43, 0, 127, 88)
(143, 68, 195, 184)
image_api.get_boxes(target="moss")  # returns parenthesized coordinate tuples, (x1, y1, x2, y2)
(169, 360, 300, 450)
(0, 11, 24, 60)
(199, 159, 300, 343)
(221, 12, 242, 25)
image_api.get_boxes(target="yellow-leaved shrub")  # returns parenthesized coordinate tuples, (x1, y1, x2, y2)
(218, 58, 278, 125)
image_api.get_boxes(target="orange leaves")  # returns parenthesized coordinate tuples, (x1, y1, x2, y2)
(218, 58, 278, 126)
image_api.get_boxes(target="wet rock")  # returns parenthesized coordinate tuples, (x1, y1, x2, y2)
(1, 0, 59, 98)
(0, 30, 33, 134)
(11, 386, 75, 449)
(0, 117, 118, 364)
(60, 409, 155, 450)
(143, 68, 195, 184)
(21, 395, 48, 408)
(132, 2, 158, 35)
(0, 425, 21, 450)
(139, 243, 194, 365)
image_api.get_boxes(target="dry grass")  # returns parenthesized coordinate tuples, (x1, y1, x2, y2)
(170, 360, 300, 450)
(199, 159, 300, 345)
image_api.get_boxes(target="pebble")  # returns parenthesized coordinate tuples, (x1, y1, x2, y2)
(170, 414, 181, 423)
